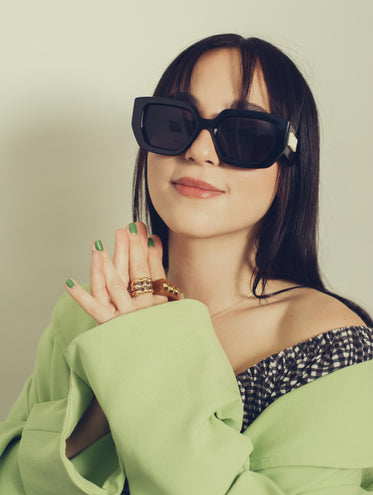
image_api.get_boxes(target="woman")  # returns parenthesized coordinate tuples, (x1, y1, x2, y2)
(1, 34, 372, 494)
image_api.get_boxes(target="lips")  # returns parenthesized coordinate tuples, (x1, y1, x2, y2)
(172, 176, 224, 192)
(172, 177, 225, 199)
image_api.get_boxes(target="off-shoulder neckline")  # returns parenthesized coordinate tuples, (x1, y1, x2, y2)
(236, 325, 372, 378)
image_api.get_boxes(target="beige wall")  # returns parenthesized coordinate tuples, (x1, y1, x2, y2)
(1, 0, 372, 419)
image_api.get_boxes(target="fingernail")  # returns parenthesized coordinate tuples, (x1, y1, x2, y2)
(66, 278, 75, 288)
(148, 237, 155, 247)
(129, 222, 137, 234)
(183, 293, 187, 299)
(95, 240, 104, 251)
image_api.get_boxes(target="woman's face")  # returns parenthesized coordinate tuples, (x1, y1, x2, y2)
(147, 48, 279, 241)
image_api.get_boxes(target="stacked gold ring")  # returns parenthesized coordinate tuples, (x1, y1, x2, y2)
(128, 277, 182, 301)
(128, 277, 154, 297)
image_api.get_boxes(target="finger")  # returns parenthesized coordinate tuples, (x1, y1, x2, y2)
(148, 235, 168, 305)
(148, 235, 166, 279)
(127, 222, 154, 308)
(90, 243, 112, 309)
(112, 229, 130, 285)
(65, 278, 116, 325)
(150, 235, 185, 300)
(95, 239, 134, 313)
(135, 221, 150, 254)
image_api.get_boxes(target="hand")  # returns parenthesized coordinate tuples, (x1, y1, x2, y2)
(65, 222, 183, 325)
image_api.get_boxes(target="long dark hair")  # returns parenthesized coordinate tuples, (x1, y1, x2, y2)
(132, 33, 372, 326)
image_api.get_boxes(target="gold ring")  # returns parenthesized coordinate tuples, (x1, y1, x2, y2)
(128, 277, 154, 297)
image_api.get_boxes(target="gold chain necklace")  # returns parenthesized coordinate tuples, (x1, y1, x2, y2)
(209, 285, 304, 319)
(210, 293, 253, 319)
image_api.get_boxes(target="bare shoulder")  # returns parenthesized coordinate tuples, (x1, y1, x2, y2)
(280, 288, 367, 341)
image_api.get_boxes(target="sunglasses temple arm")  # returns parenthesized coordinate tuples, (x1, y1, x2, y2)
(282, 125, 298, 165)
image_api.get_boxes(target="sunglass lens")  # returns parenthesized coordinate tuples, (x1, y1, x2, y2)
(216, 118, 277, 164)
(143, 104, 196, 151)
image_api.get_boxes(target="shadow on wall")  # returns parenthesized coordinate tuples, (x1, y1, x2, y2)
(2, 105, 134, 273)
(0, 105, 135, 420)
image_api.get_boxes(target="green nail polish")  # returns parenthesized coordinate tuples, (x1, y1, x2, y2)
(66, 278, 75, 288)
(129, 222, 137, 234)
(95, 240, 103, 251)
(183, 293, 187, 299)
(148, 237, 155, 247)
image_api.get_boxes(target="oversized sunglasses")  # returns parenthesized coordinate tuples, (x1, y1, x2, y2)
(131, 96, 298, 169)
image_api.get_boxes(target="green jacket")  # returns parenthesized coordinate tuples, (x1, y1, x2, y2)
(0, 290, 372, 494)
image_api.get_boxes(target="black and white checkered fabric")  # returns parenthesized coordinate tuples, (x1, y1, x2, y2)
(236, 325, 373, 433)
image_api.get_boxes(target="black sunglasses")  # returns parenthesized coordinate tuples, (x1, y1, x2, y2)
(131, 96, 298, 169)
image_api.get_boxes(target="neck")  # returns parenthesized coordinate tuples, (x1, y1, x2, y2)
(166, 229, 255, 316)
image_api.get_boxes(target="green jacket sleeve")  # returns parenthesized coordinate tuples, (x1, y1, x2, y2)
(65, 299, 373, 495)
(0, 291, 125, 495)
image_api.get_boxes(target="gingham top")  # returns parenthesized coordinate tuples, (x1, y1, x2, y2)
(237, 325, 373, 433)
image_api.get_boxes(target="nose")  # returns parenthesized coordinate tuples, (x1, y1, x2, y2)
(184, 129, 220, 166)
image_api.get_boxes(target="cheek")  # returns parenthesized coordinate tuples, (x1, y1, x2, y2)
(147, 154, 166, 193)
(146, 153, 174, 209)
(233, 164, 279, 219)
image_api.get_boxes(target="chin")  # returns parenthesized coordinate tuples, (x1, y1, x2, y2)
(158, 209, 221, 239)
(168, 215, 207, 237)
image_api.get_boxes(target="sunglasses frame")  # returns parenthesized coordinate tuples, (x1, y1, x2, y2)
(132, 96, 298, 169)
